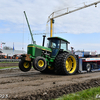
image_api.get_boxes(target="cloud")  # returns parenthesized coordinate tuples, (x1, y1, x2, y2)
(53, 0, 100, 34)
(0, 0, 100, 52)
(0, 0, 100, 33)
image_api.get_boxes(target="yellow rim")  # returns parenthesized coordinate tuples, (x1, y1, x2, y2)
(23, 62, 30, 68)
(38, 60, 44, 67)
(66, 55, 76, 74)
(48, 66, 54, 70)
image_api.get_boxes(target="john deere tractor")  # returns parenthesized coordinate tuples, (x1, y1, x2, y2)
(19, 11, 78, 75)
(19, 36, 78, 75)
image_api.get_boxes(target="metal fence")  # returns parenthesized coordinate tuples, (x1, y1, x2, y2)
(0, 59, 21, 62)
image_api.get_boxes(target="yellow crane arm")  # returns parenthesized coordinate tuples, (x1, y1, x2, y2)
(48, 0, 100, 37)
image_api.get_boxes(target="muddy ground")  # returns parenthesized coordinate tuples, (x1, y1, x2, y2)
(0, 68, 100, 100)
(0, 63, 18, 67)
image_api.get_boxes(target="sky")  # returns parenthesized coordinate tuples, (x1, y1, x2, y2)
(0, 0, 100, 53)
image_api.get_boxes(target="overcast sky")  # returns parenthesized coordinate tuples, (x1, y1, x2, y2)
(0, 0, 100, 53)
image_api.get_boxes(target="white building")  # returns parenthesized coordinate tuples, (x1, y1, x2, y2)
(0, 48, 26, 56)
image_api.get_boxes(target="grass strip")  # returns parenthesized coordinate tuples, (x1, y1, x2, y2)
(0, 62, 18, 63)
(0, 66, 18, 69)
(55, 86, 100, 100)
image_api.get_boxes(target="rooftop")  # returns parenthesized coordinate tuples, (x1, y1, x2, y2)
(48, 37, 70, 43)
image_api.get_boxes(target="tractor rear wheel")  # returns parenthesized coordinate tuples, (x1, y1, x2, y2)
(33, 56, 47, 71)
(19, 60, 31, 72)
(55, 53, 78, 75)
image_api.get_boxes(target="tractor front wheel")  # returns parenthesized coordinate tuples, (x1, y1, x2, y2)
(33, 56, 47, 71)
(19, 60, 31, 72)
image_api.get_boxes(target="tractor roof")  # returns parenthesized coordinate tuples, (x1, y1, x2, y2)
(48, 37, 70, 44)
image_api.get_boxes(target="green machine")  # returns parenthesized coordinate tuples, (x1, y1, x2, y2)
(19, 11, 78, 75)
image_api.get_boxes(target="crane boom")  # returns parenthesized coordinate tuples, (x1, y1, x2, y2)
(24, 11, 35, 44)
(48, 0, 100, 37)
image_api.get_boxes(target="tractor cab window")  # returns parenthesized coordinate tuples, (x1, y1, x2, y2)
(48, 39, 60, 57)
(48, 39, 60, 49)
(61, 40, 68, 51)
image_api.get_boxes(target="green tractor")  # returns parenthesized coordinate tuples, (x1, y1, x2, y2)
(19, 11, 78, 75)
(19, 36, 78, 75)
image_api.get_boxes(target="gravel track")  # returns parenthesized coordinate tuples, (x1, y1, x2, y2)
(0, 63, 18, 67)
(0, 69, 100, 100)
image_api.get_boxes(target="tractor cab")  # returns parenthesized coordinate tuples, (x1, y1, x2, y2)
(48, 37, 70, 57)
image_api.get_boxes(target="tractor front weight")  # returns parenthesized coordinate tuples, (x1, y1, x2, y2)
(21, 54, 33, 62)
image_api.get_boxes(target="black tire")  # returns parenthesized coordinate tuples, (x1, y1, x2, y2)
(33, 59, 37, 70)
(55, 53, 78, 75)
(19, 60, 31, 72)
(86, 63, 91, 72)
(33, 56, 47, 71)
(40, 66, 54, 74)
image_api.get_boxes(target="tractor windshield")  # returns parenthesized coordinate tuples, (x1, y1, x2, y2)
(48, 39, 60, 57)
(48, 39, 60, 49)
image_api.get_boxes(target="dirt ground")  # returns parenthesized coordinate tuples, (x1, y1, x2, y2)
(0, 63, 18, 67)
(0, 69, 100, 100)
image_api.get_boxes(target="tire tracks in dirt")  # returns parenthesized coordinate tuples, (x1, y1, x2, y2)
(0, 69, 100, 100)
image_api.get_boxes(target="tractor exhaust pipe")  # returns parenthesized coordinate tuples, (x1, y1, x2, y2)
(42, 35, 46, 46)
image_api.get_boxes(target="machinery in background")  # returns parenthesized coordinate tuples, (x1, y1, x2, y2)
(75, 50, 100, 73)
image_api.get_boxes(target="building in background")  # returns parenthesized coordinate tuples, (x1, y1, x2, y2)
(0, 46, 26, 59)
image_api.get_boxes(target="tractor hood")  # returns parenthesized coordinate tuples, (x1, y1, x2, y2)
(28, 44, 52, 52)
